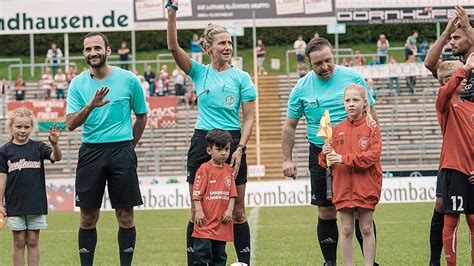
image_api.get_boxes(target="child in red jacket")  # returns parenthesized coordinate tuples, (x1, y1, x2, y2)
(319, 84, 382, 266)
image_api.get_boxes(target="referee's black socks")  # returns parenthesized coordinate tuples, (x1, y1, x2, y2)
(429, 209, 444, 265)
(317, 218, 338, 264)
(78, 228, 97, 266)
(118, 227, 136, 266)
(234, 221, 251, 265)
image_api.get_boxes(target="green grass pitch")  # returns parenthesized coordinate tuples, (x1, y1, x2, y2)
(0, 203, 471, 265)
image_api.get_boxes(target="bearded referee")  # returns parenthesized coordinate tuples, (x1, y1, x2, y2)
(66, 32, 148, 266)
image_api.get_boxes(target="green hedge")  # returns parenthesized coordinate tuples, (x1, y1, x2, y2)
(0, 23, 442, 56)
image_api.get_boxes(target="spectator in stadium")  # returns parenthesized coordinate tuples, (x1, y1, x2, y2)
(173, 66, 186, 97)
(53, 68, 67, 99)
(46, 42, 63, 76)
(184, 82, 197, 108)
(257, 39, 268, 75)
(418, 39, 430, 62)
(376, 34, 389, 64)
(353, 50, 365, 66)
(388, 56, 400, 94)
(318, 84, 382, 266)
(423, 6, 474, 265)
(143, 65, 156, 96)
(281, 37, 379, 266)
(139, 75, 149, 97)
(314, 32, 320, 39)
(190, 33, 203, 64)
(435, 57, 474, 266)
(0, 108, 62, 266)
(159, 64, 170, 96)
(118, 41, 130, 70)
(404, 31, 418, 60)
(367, 78, 378, 100)
(0, 78, 9, 118)
(340, 58, 351, 67)
(41, 67, 54, 100)
(192, 129, 237, 265)
(368, 55, 380, 66)
(14, 75, 25, 101)
(66, 66, 77, 83)
(405, 55, 417, 95)
(167, 2, 256, 265)
(297, 63, 309, 78)
(294, 34, 307, 69)
(65, 32, 148, 266)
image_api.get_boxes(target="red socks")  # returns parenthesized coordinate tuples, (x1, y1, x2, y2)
(443, 214, 460, 266)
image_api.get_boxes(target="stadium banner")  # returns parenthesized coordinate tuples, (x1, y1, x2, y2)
(7, 100, 67, 131)
(46, 177, 436, 212)
(335, 0, 474, 24)
(145, 96, 178, 129)
(0, 0, 335, 35)
(6, 97, 177, 130)
(351, 62, 432, 79)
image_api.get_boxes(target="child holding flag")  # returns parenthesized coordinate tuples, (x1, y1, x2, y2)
(318, 84, 382, 266)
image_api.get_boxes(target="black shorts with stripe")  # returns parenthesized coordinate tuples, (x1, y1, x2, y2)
(441, 168, 474, 214)
(308, 143, 334, 207)
(186, 129, 247, 185)
(75, 141, 143, 209)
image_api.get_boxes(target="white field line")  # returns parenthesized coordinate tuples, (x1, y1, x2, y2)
(249, 207, 261, 266)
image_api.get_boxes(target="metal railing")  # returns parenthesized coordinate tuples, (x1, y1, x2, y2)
(8, 62, 77, 81)
(0, 58, 23, 77)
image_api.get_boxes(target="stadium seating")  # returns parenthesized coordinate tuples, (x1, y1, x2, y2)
(0, 71, 442, 180)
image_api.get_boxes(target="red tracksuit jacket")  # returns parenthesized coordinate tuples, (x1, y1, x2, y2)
(319, 114, 383, 211)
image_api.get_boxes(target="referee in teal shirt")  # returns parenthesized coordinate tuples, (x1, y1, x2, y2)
(66, 32, 148, 266)
(167, 1, 256, 265)
(282, 37, 379, 266)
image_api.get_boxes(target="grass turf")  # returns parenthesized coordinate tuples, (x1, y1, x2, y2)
(1, 202, 468, 265)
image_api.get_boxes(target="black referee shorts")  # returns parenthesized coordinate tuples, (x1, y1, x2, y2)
(186, 129, 247, 186)
(309, 143, 334, 207)
(441, 168, 474, 214)
(75, 141, 143, 209)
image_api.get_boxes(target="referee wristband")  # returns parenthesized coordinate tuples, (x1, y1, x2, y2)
(166, 1, 179, 10)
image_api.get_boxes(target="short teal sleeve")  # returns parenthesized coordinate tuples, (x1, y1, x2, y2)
(240, 72, 256, 102)
(188, 60, 205, 81)
(66, 77, 83, 114)
(130, 76, 148, 114)
(287, 81, 303, 119)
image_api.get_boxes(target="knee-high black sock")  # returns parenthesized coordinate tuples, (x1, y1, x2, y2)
(78, 228, 97, 266)
(317, 218, 338, 263)
(429, 209, 444, 265)
(355, 219, 379, 266)
(186, 221, 195, 266)
(118, 227, 136, 266)
(234, 221, 251, 265)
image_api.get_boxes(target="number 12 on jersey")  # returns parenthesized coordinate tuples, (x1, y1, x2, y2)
(451, 196, 464, 212)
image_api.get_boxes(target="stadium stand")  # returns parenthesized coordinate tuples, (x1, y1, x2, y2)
(0, 71, 442, 180)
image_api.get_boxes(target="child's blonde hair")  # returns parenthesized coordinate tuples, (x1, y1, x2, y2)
(344, 84, 375, 126)
(437, 60, 464, 85)
(202, 23, 228, 49)
(5, 108, 34, 142)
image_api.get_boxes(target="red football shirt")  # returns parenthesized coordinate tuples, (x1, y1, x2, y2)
(192, 161, 238, 242)
(436, 68, 474, 176)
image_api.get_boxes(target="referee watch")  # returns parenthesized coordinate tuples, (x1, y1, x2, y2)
(237, 144, 247, 154)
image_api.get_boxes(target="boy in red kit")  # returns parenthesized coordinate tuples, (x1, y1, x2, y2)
(192, 129, 238, 266)
(319, 84, 382, 266)
(435, 55, 474, 266)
